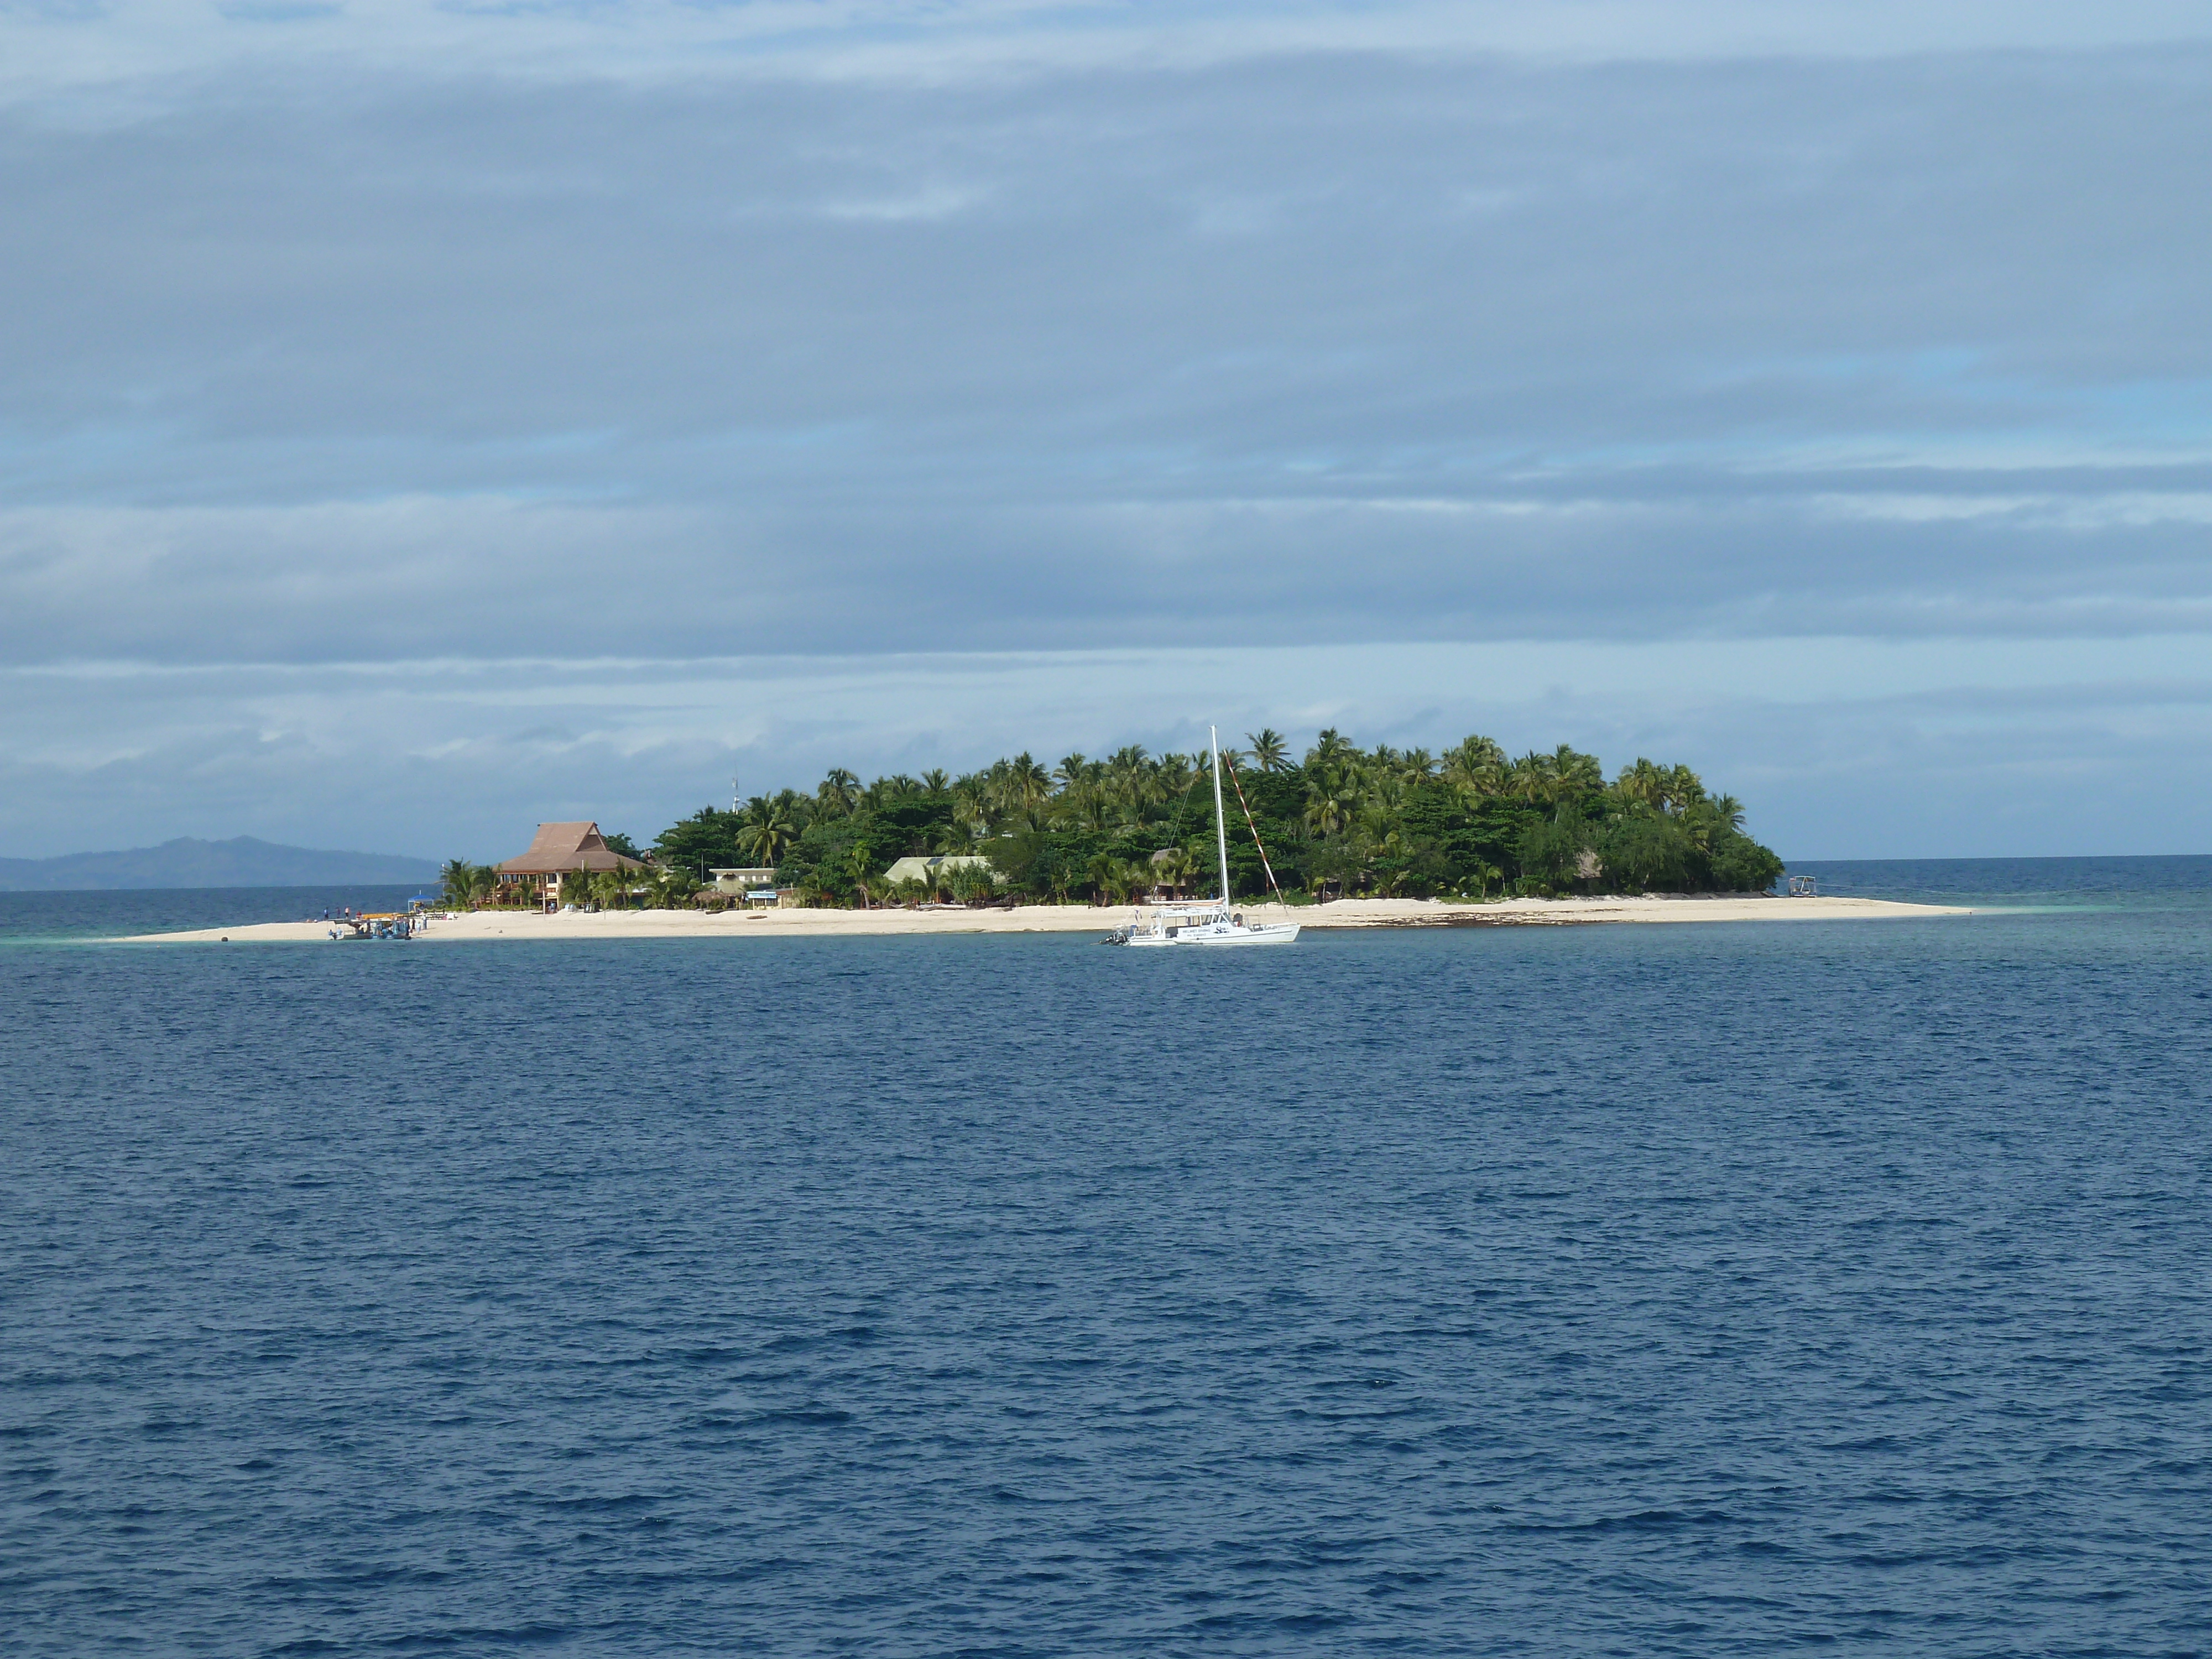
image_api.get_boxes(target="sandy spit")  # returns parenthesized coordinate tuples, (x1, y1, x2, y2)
(119, 894, 1966, 945)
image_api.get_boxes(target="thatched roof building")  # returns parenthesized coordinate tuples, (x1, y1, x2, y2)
(495, 822, 648, 885)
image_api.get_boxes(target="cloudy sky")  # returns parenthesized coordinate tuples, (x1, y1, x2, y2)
(4, 1, 2210, 861)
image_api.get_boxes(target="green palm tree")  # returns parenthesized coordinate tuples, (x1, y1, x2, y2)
(1304, 761, 1353, 837)
(1461, 860, 1503, 900)
(1084, 852, 1120, 905)
(1307, 727, 1355, 769)
(740, 796, 795, 865)
(1443, 734, 1507, 797)
(1354, 797, 1403, 857)
(1057, 786, 1114, 834)
(1246, 728, 1288, 771)
(817, 769, 862, 817)
(952, 779, 989, 837)
(1553, 744, 1605, 798)
(1104, 745, 1153, 811)
(1152, 847, 1196, 897)
(1614, 757, 1668, 810)
(1507, 750, 1559, 804)
(946, 860, 1000, 904)
(1668, 764, 1709, 811)
(439, 859, 478, 907)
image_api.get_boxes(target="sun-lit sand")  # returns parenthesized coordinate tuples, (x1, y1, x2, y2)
(122, 893, 1967, 944)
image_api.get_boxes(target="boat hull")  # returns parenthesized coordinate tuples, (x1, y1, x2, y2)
(1122, 922, 1301, 947)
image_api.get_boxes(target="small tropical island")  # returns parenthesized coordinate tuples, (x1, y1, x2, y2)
(127, 729, 1973, 941)
(444, 728, 1788, 911)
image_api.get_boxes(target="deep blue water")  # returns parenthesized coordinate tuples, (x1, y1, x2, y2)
(6, 863, 2212, 1655)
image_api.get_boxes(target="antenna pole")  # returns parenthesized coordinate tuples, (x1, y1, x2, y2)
(1211, 726, 1232, 906)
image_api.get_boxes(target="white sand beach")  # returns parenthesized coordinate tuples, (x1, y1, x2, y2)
(123, 893, 1966, 944)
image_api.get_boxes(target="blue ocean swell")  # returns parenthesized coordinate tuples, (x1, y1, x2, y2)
(4, 906, 2210, 1654)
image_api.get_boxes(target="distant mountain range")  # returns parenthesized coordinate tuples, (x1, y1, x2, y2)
(0, 837, 444, 892)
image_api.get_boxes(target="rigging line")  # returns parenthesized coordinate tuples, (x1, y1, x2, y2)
(1147, 759, 1211, 896)
(1164, 764, 1206, 846)
(1220, 752, 1290, 912)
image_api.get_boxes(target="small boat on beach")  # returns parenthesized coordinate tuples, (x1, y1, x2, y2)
(1104, 726, 1300, 948)
(331, 911, 416, 941)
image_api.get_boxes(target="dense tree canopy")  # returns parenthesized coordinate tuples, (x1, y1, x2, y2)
(644, 730, 1784, 905)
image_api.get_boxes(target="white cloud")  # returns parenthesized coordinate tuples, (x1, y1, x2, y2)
(3, 40, 2211, 853)
(818, 182, 989, 221)
(6, 637, 2211, 859)
(9, 2, 2212, 107)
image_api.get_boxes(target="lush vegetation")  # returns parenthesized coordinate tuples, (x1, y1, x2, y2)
(436, 859, 694, 911)
(607, 728, 1782, 907)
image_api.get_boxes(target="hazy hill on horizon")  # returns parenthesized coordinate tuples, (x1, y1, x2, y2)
(0, 837, 444, 892)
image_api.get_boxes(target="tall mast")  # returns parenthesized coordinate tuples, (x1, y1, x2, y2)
(1211, 725, 1232, 906)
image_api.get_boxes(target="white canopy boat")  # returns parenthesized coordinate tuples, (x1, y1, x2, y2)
(1104, 726, 1301, 948)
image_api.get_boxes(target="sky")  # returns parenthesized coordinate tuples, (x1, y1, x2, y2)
(4, 2, 2210, 862)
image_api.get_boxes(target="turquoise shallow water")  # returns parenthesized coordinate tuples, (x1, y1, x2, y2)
(5, 861, 2211, 1654)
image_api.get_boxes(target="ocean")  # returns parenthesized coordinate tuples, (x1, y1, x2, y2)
(5, 858, 2210, 1654)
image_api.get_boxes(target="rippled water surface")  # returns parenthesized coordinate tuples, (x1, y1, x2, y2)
(7, 867, 2212, 1654)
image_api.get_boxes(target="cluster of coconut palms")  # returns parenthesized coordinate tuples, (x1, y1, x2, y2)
(777, 729, 1743, 849)
(771, 728, 1765, 901)
(436, 859, 696, 911)
(437, 860, 500, 906)
(726, 745, 1228, 857)
(446, 725, 1778, 909)
(876, 860, 1006, 908)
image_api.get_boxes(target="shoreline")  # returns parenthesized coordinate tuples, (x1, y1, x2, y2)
(118, 893, 1969, 943)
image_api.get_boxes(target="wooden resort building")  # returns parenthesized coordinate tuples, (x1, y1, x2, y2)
(494, 822, 647, 902)
(708, 867, 779, 899)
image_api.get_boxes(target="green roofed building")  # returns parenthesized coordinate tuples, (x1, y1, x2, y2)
(879, 854, 994, 888)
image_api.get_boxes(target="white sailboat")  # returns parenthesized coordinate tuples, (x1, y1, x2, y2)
(1104, 726, 1301, 948)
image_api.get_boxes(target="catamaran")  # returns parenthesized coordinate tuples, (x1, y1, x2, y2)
(1104, 726, 1301, 948)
